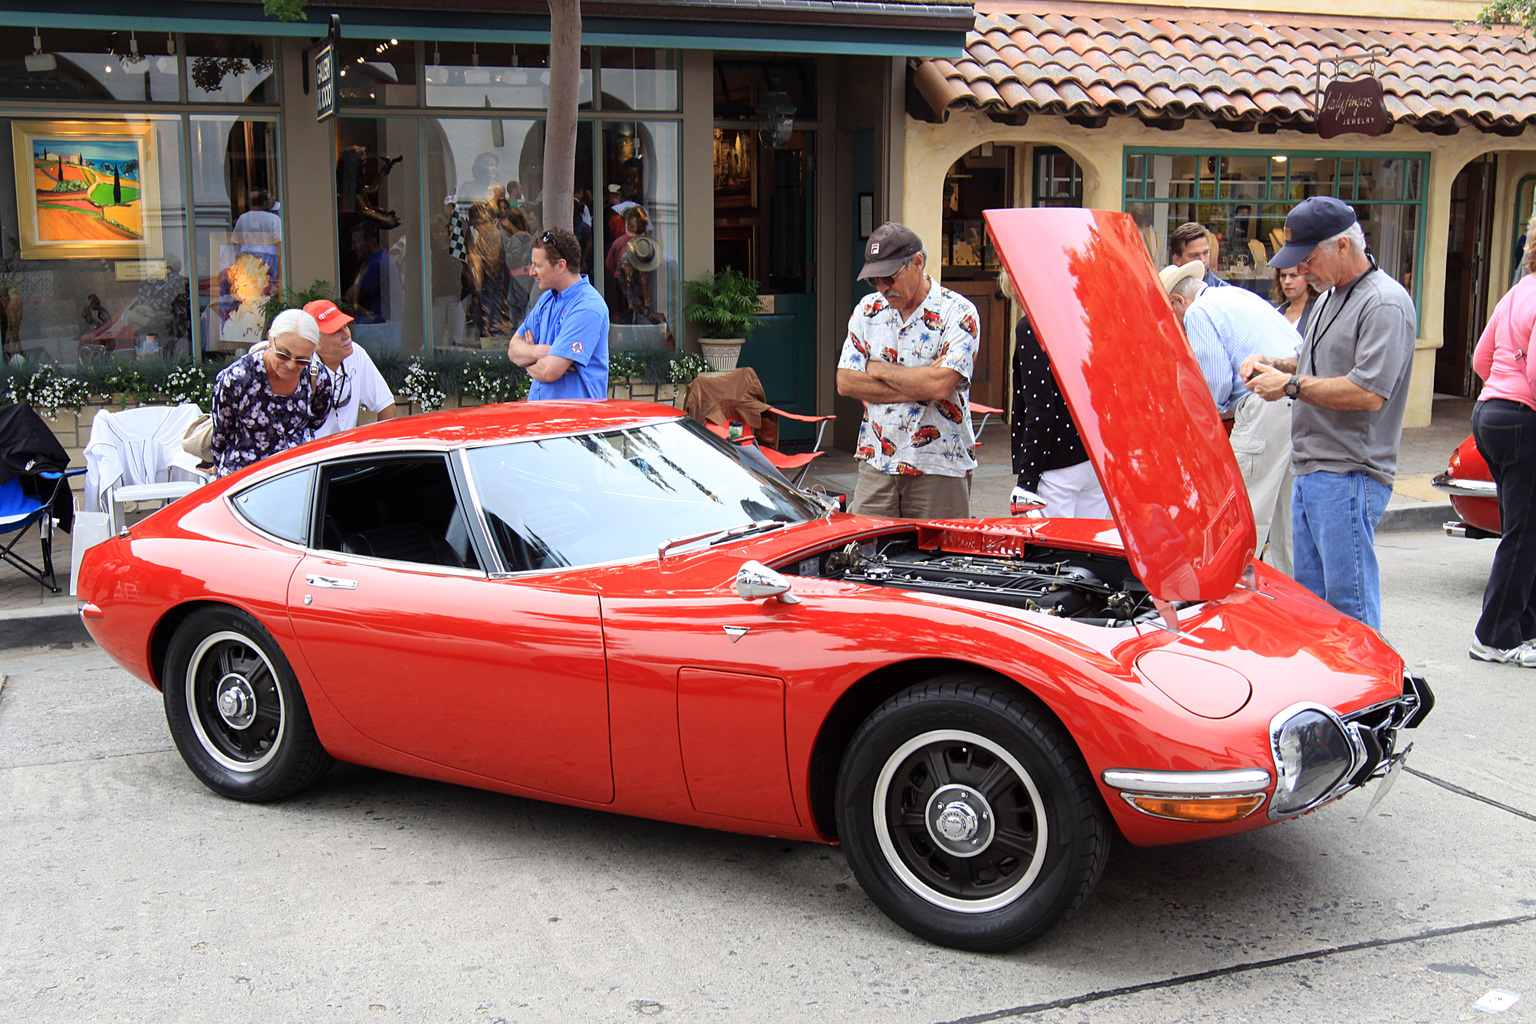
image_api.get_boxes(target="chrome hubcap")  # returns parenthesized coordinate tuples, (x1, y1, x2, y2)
(926, 783, 995, 857)
(216, 675, 257, 730)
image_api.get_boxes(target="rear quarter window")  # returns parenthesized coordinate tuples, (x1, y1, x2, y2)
(230, 466, 316, 544)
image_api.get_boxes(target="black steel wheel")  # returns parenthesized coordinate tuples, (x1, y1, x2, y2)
(163, 606, 332, 802)
(836, 675, 1108, 952)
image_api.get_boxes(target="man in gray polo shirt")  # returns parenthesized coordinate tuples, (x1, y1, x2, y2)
(1242, 196, 1416, 631)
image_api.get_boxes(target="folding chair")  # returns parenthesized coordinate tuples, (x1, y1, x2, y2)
(83, 404, 209, 534)
(970, 402, 1004, 450)
(0, 468, 84, 593)
(684, 367, 835, 487)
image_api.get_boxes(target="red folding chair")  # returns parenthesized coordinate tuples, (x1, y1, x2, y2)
(684, 368, 835, 487)
(970, 401, 1004, 450)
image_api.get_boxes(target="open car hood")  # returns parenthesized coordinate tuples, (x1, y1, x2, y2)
(984, 207, 1255, 603)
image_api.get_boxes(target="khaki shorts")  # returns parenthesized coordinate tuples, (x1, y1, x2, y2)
(849, 463, 970, 519)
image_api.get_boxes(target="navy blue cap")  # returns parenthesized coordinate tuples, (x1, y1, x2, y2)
(1268, 196, 1359, 268)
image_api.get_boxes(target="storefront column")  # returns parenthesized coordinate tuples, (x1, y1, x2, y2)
(278, 36, 339, 295)
(677, 49, 714, 353)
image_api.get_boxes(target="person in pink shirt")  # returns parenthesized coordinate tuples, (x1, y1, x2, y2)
(1469, 215, 1536, 666)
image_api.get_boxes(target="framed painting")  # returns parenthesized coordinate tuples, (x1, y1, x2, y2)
(11, 120, 162, 260)
(713, 128, 755, 209)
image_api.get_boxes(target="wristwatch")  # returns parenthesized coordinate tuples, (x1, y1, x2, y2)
(1283, 375, 1301, 399)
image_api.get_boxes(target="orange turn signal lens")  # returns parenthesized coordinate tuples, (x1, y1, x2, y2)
(1123, 793, 1266, 822)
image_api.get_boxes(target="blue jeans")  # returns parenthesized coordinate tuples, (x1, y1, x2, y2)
(1291, 470, 1392, 630)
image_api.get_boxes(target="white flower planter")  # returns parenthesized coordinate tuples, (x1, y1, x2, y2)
(699, 338, 746, 373)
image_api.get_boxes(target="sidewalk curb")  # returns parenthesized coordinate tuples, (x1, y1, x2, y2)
(1379, 502, 1453, 533)
(0, 607, 90, 651)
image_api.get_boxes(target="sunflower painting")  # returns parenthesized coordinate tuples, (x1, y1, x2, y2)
(11, 120, 162, 260)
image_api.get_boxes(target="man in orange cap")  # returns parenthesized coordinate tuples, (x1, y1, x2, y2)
(303, 299, 397, 437)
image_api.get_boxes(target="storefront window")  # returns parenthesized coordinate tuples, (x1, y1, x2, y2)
(423, 44, 591, 111)
(600, 120, 679, 349)
(598, 49, 677, 112)
(421, 116, 594, 350)
(191, 116, 281, 355)
(337, 117, 423, 357)
(0, 28, 181, 103)
(0, 113, 191, 362)
(337, 38, 419, 107)
(184, 35, 276, 104)
(1124, 148, 1426, 302)
(1033, 147, 1082, 208)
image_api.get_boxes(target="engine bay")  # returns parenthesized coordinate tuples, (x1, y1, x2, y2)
(789, 533, 1159, 627)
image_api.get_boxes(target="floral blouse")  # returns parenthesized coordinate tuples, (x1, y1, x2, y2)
(210, 350, 333, 477)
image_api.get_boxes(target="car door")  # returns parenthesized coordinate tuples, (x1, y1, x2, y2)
(284, 452, 612, 803)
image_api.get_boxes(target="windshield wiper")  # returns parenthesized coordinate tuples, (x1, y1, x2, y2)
(657, 519, 792, 560)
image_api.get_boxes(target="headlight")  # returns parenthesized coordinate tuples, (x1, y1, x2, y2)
(1269, 704, 1358, 818)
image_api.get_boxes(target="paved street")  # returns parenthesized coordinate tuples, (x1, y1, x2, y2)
(2, 527, 1533, 1023)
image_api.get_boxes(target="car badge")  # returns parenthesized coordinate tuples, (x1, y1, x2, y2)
(723, 625, 750, 643)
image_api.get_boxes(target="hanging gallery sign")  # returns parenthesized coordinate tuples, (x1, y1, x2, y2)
(1315, 54, 1390, 140)
(9, 119, 162, 260)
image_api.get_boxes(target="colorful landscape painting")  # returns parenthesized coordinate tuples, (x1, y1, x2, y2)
(31, 137, 144, 243)
(11, 121, 160, 259)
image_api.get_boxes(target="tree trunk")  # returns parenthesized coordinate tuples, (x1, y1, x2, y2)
(543, 0, 581, 233)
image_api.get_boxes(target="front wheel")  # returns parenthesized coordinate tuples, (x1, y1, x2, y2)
(836, 676, 1108, 952)
(163, 606, 333, 802)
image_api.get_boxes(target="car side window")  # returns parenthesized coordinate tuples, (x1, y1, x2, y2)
(231, 466, 316, 545)
(316, 455, 480, 571)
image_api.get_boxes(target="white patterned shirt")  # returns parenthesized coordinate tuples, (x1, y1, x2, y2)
(837, 277, 979, 478)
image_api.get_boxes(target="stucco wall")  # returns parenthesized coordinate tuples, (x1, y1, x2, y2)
(904, 112, 1536, 428)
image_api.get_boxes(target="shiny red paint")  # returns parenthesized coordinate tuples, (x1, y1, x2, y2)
(1440, 434, 1501, 536)
(77, 398, 1407, 854)
(984, 207, 1256, 603)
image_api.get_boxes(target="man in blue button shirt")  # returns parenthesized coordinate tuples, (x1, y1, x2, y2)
(1161, 260, 1300, 573)
(507, 226, 610, 400)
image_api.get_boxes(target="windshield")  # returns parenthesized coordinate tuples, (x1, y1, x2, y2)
(464, 419, 824, 570)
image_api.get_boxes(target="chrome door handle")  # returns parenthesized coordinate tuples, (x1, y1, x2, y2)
(305, 574, 358, 590)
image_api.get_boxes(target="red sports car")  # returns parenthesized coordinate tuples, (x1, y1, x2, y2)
(1433, 434, 1500, 538)
(77, 208, 1432, 953)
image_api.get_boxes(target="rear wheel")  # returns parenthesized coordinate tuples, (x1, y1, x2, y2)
(163, 606, 332, 802)
(836, 676, 1108, 952)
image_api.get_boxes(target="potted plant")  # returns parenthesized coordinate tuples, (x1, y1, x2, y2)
(683, 267, 762, 373)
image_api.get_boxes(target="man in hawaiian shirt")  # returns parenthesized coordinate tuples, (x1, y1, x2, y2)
(836, 222, 980, 518)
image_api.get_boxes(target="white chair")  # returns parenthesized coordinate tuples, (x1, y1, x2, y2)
(84, 404, 210, 534)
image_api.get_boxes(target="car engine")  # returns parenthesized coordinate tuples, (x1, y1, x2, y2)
(801, 535, 1158, 626)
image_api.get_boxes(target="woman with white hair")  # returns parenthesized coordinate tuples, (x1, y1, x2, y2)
(210, 308, 334, 478)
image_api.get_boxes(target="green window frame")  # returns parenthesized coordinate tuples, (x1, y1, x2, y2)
(1123, 146, 1427, 316)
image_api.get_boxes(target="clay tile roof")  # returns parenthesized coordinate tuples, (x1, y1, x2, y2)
(913, 0, 1536, 133)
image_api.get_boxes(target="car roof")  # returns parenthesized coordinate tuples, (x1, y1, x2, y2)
(288, 399, 684, 456)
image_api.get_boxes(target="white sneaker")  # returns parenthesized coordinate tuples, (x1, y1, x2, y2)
(1469, 640, 1536, 667)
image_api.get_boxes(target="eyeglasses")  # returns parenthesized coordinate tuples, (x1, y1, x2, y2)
(1296, 243, 1327, 268)
(870, 258, 912, 289)
(331, 361, 353, 407)
(271, 347, 312, 366)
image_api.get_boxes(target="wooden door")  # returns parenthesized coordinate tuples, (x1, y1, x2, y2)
(947, 278, 1008, 410)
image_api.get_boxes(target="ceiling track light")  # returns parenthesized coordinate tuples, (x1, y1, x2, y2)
(26, 28, 56, 73)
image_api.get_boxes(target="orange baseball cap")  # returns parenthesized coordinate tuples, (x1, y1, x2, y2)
(303, 299, 354, 334)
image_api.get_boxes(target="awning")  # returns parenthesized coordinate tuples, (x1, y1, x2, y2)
(2, 0, 976, 57)
(912, 1, 1536, 135)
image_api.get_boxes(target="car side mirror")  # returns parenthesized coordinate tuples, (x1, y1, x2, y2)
(737, 560, 802, 604)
